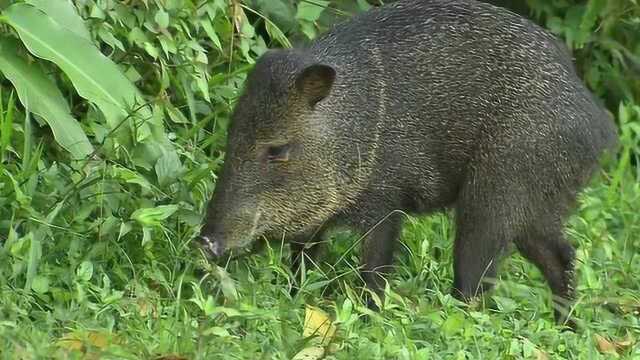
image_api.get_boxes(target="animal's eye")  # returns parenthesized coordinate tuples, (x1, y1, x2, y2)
(266, 144, 290, 163)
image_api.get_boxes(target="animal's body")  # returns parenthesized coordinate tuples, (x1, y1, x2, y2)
(199, 0, 618, 326)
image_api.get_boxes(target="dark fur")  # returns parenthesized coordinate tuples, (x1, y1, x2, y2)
(199, 0, 618, 326)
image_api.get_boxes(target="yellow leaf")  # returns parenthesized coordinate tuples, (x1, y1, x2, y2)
(292, 346, 325, 360)
(57, 336, 84, 352)
(303, 305, 336, 346)
(57, 330, 118, 353)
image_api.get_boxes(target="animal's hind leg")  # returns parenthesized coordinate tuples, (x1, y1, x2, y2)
(515, 226, 577, 328)
(452, 209, 508, 301)
(452, 183, 515, 300)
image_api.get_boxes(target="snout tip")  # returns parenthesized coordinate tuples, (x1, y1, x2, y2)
(199, 235, 223, 257)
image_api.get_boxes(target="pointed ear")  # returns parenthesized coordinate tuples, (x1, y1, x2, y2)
(294, 64, 336, 107)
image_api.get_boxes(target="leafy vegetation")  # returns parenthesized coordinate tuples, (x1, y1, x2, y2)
(0, 0, 638, 359)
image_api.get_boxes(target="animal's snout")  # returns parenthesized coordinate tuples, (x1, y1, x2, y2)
(198, 235, 224, 257)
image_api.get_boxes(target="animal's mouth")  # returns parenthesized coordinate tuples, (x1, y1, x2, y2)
(200, 235, 222, 257)
(199, 210, 264, 258)
(199, 232, 267, 261)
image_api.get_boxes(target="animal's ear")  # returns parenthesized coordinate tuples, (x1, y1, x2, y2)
(294, 64, 336, 107)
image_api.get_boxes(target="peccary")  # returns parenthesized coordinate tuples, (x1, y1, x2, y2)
(199, 0, 618, 325)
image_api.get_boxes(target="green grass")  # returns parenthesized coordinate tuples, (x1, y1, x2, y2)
(0, 134, 638, 359)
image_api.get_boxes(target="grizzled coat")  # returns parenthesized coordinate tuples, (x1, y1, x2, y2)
(199, 0, 618, 325)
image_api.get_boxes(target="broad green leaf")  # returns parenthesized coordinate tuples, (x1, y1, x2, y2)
(0, 37, 93, 159)
(155, 8, 169, 29)
(200, 19, 223, 51)
(128, 27, 150, 47)
(251, 0, 296, 32)
(155, 150, 183, 187)
(265, 20, 291, 48)
(357, 0, 373, 11)
(76, 260, 93, 281)
(31, 275, 49, 294)
(3, 3, 173, 168)
(442, 312, 466, 337)
(203, 326, 230, 337)
(204, 295, 216, 316)
(111, 165, 153, 190)
(132, 205, 179, 227)
(25, 0, 91, 41)
(579, 0, 606, 45)
(215, 266, 238, 302)
(296, 0, 329, 22)
(164, 101, 190, 124)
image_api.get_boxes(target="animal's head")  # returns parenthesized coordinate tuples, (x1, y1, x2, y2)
(198, 50, 345, 257)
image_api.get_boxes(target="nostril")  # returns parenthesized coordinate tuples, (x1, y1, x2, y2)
(199, 235, 223, 257)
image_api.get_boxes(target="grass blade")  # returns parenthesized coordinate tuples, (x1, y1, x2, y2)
(0, 88, 13, 163)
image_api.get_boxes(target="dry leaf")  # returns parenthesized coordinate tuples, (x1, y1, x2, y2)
(303, 305, 336, 346)
(56, 330, 120, 359)
(138, 297, 158, 318)
(594, 334, 619, 355)
(614, 335, 634, 350)
(534, 349, 550, 360)
(57, 331, 111, 350)
(612, 333, 635, 352)
(153, 355, 189, 360)
(230, 0, 244, 33)
(594, 333, 636, 355)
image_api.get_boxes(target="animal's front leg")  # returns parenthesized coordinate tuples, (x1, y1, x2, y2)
(289, 229, 327, 296)
(359, 213, 404, 310)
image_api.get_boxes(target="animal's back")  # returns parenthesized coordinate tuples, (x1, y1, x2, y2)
(306, 0, 617, 212)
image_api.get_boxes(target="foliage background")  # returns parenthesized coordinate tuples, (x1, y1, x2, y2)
(0, 0, 638, 359)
